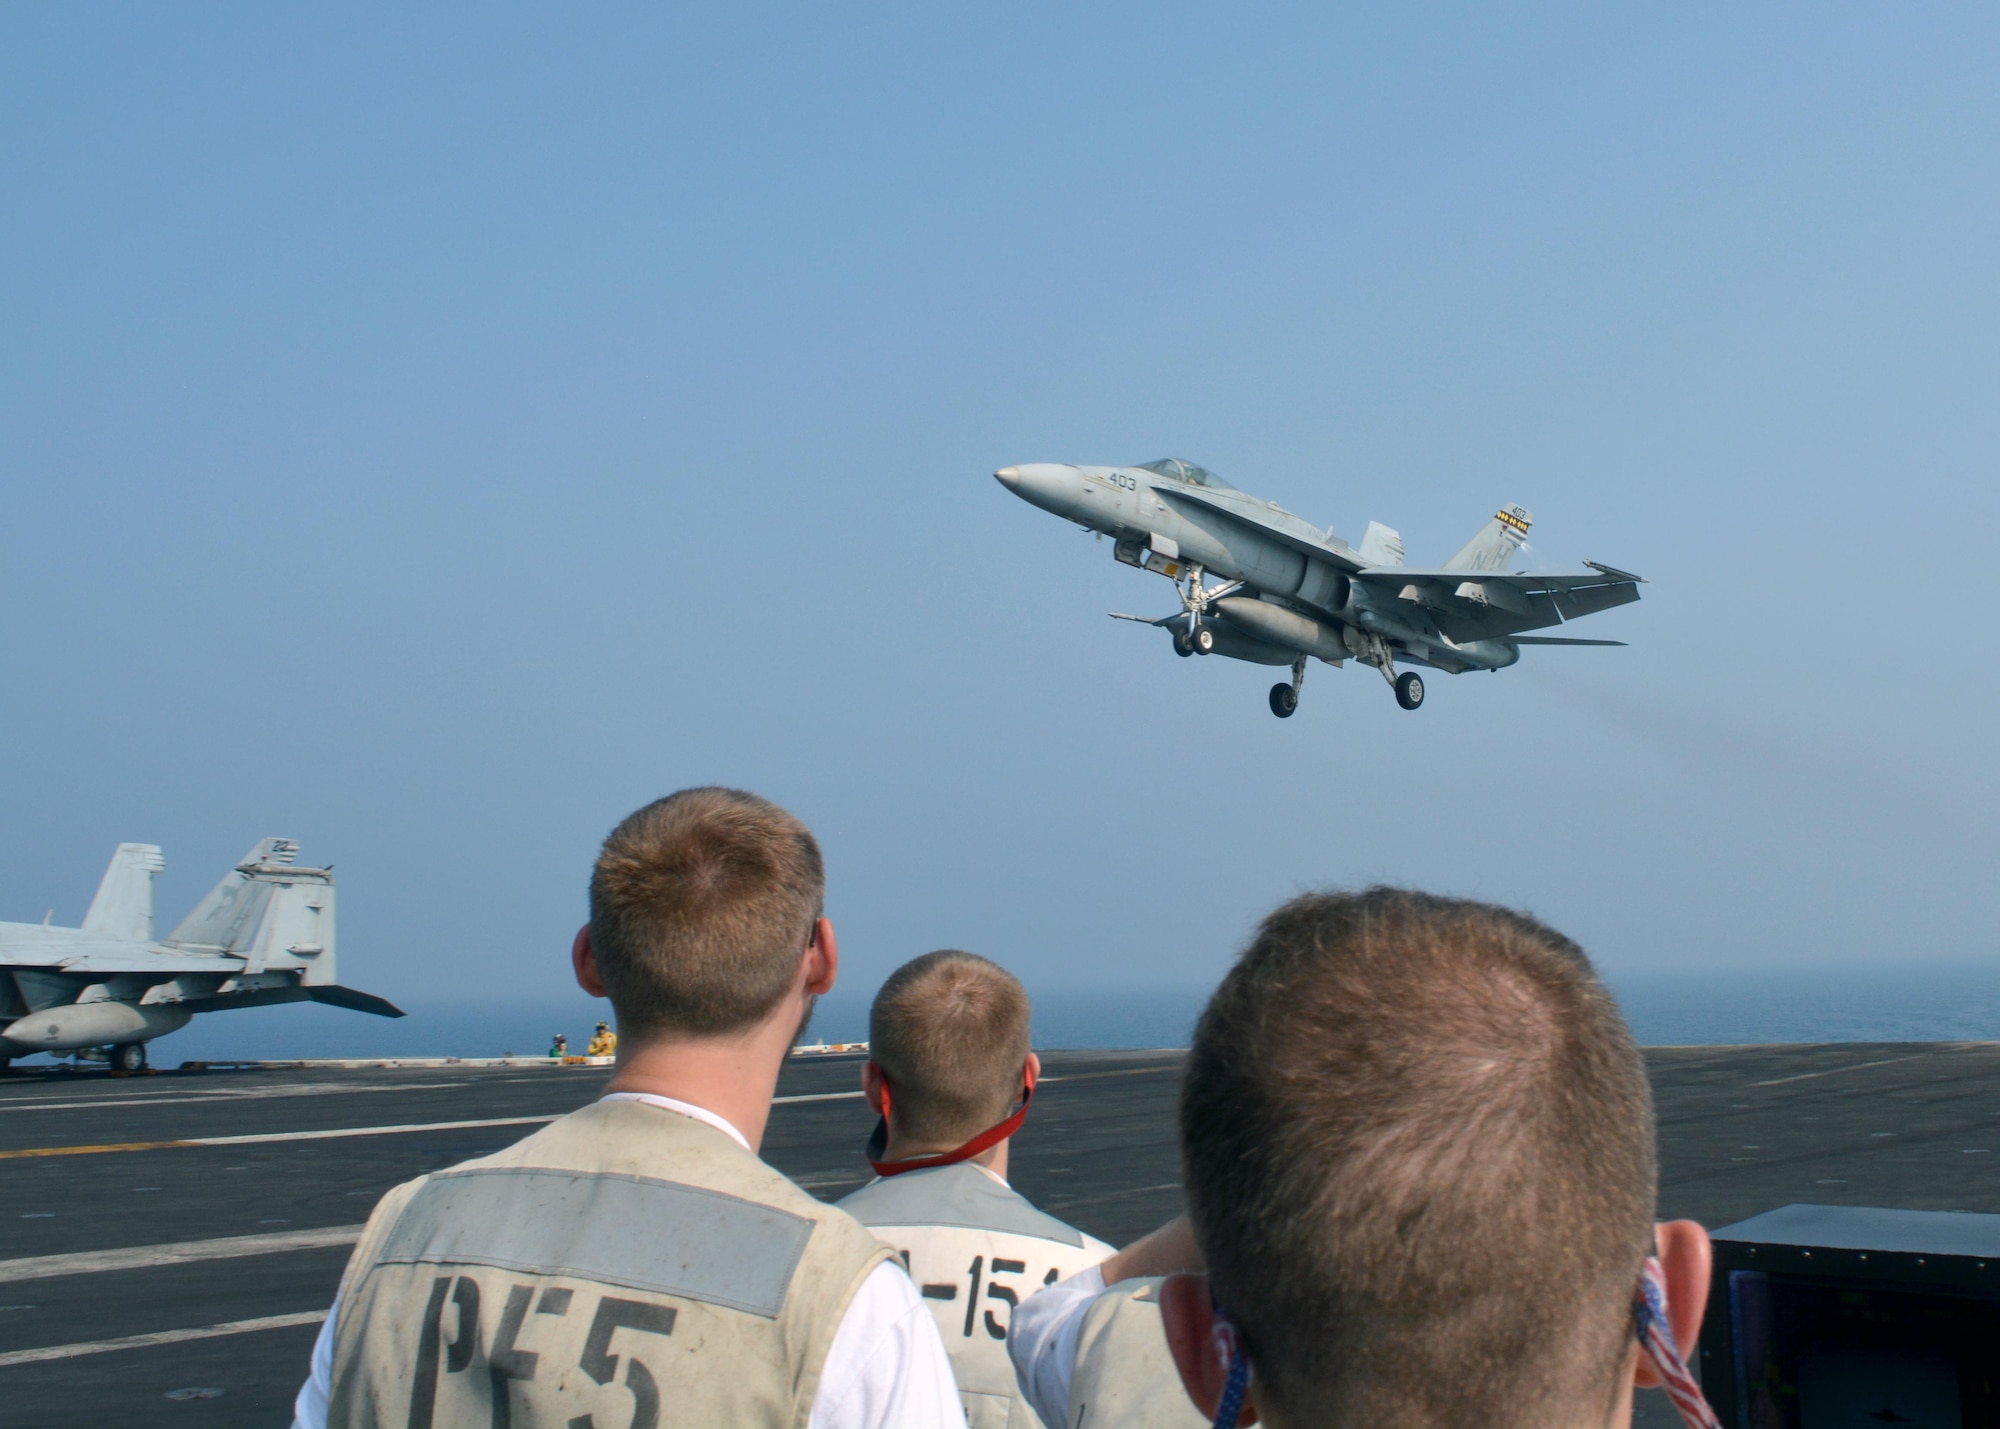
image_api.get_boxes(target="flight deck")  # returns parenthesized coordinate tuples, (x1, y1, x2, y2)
(4, 1042, 1999, 1427)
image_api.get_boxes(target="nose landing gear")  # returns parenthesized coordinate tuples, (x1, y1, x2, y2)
(1394, 671, 1425, 710)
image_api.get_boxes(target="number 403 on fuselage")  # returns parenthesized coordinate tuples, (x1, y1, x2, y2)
(994, 459, 1642, 716)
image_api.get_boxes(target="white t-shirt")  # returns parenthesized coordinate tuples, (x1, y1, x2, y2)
(292, 1092, 966, 1429)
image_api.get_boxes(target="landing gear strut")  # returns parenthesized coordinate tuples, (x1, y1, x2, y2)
(1352, 631, 1425, 711)
(1269, 655, 1305, 718)
(1170, 565, 1239, 661)
(109, 1042, 147, 1074)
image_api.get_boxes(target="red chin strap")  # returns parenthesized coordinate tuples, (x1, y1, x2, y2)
(865, 1071, 1033, 1177)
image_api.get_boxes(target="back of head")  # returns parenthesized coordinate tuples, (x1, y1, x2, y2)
(588, 788, 824, 1038)
(1181, 888, 1656, 1427)
(870, 951, 1031, 1145)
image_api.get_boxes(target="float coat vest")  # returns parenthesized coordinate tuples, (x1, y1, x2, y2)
(839, 1163, 1113, 1429)
(325, 1099, 893, 1429)
(1065, 1278, 1208, 1429)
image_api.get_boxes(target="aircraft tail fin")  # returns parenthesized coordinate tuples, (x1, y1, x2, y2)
(164, 839, 334, 978)
(1444, 504, 1533, 572)
(1357, 521, 1405, 567)
(81, 843, 166, 942)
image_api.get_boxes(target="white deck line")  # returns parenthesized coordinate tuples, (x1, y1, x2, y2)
(0, 1310, 328, 1367)
(0, 1225, 365, 1285)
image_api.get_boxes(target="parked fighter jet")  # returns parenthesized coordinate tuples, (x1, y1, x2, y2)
(996, 458, 1641, 715)
(0, 839, 402, 1071)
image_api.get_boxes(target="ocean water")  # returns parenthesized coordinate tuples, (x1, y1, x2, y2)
(56, 961, 2000, 1067)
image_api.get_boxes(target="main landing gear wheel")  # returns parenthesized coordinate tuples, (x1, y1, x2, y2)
(109, 1042, 147, 1074)
(1268, 683, 1298, 718)
(1172, 629, 1195, 657)
(1394, 671, 1425, 710)
(1191, 625, 1216, 655)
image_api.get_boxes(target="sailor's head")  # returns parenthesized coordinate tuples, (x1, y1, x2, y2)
(1164, 888, 1705, 1428)
(596, 1021, 609, 1032)
(866, 950, 1035, 1153)
(580, 787, 830, 1044)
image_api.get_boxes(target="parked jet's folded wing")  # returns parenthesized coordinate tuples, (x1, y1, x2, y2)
(53, 951, 260, 974)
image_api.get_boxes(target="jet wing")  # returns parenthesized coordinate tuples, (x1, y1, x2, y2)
(1156, 485, 1366, 572)
(1354, 563, 1642, 639)
(43, 950, 246, 974)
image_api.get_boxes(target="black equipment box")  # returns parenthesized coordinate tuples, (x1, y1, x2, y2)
(1699, 1203, 2000, 1427)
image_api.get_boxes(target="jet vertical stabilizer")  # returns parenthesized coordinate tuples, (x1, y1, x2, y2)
(1443, 505, 1533, 572)
(80, 843, 165, 943)
(1358, 521, 1405, 567)
(162, 838, 299, 953)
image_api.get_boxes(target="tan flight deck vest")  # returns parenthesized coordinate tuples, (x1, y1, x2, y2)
(1065, 1278, 1207, 1429)
(326, 1099, 893, 1429)
(838, 1163, 1115, 1429)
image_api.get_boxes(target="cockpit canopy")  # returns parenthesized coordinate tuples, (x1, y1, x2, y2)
(1137, 458, 1235, 490)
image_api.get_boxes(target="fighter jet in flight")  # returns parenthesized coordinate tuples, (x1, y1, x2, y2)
(0, 839, 402, 1071)
(995, 458, 1641, 714)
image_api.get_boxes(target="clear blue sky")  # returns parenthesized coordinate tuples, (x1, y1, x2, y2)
(3, 5, 1996, 1023)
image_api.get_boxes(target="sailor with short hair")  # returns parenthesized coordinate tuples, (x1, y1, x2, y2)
(293, 788, 964, 1429)
(1010, 889, 1716, 1429)
(838, 951, 1114, 1429)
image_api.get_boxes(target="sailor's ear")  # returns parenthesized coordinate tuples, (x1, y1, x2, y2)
(1634, 1220, 1711, 1390)
(1159, 1273, 1258, 1426)
(803, 917, 838, 996)
(571, 925, 607, 997)
(861, 1060, 887, 1116)
(1024, 1051, 1042, 1092)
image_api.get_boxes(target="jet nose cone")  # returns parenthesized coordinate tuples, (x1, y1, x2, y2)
(993, 464, 1080, 516)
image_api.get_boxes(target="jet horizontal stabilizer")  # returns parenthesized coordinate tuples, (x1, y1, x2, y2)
(1511, 636, 1627, 646)
(307, 985, 406, 1018)
(1582, 560, 1645, 583)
